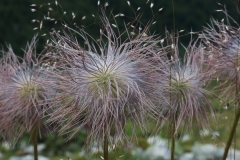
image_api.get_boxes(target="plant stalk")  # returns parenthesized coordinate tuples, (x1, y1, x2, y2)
(222, 57, 240, 160)
(103, 134, 108, 160)
(171, 120, 175, 160)
(31, 127, 38, 160)
(222, 108, 240, 160)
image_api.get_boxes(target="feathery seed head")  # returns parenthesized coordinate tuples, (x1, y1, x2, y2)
(160, 42, 213, 131)
(45, 10, 167, 147)
(201, 16, 240, 102)
(0, 37, 53, 144)
(170, 68, 196, 93)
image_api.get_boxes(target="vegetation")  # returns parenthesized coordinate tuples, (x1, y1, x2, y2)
(1, 0, 240, 160)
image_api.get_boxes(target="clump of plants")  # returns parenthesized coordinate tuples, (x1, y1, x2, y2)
(1, 1, 240, 160)
(0, 36, 56, 160)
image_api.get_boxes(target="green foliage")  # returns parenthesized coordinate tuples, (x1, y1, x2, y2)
(42, 129, 87, 156)
(137, 137, 149, 150)
(0, 0, 237, 57)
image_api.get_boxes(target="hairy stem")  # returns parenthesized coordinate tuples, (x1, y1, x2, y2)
(222, 45, 240, 160)
(222, 108, 240, 160)
(222, 51, 240, 160)
(103, 134, 108, 160)
(171, 120, 175, 160)
(169, 30, 175, 160)
(31, 127, 38, 160)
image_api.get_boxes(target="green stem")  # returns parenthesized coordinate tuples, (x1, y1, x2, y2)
(222, 56, 240, 160)
(222, 108, 240, 160)
(103, 134, 108, 160)
(31, 127, 38, 160)
(171, 121, 175, 160)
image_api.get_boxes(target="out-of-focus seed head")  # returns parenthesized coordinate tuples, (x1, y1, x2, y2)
(201, 15, 240, 102)
(160, 42, 213, 132)
(0, 37, 54, 145)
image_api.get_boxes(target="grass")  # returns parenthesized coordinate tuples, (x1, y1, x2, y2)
(0, 99, 240, 159)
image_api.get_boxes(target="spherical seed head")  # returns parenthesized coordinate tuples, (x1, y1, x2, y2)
(10, 69, 44, 105)
(201, 16, 240, 102)
(161, 43, 213, 131)
(46, 10, 167, 147)
(0, 37, 52, 144)
(170, 68, 197, 94)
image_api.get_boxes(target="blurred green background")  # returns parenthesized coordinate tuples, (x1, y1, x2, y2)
(0, 0, 238, 56)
